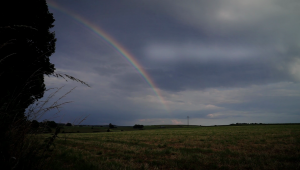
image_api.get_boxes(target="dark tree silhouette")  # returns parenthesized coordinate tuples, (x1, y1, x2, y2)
(66, 123, 72, 126)
(31, 120, 40, 129)
(109, 123, 115, 128)
(133, 124, 144, 129)
(0, 1, 56, 168)
(0, 0, 56, 116)
(0, 1, 90, 168)
(47, 121, 57, 128)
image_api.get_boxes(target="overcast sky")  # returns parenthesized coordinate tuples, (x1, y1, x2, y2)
(41, 0, 300, 126)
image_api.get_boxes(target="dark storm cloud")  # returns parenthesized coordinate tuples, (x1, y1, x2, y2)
(142, 56, 292, 92)
(44, 0, 300, 125)
(132, 0, 300, 92)
(109, 72, 147, 92)
(93, 60, 133, 76)
(53, 0, 300, 93)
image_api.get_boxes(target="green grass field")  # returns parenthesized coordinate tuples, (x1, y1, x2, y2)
(44, 125, 300, 170)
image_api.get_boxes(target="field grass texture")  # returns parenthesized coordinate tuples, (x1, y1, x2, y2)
(44, 125, 300, 170)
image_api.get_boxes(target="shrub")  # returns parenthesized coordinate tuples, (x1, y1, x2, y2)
(47, 121, 57, 128)
(66, 123, 72, 126)
(31, 120, 40, 129)
(133, 124, 144, 129)
(109, 123, 115, 128)
(0, 0, 89, 169)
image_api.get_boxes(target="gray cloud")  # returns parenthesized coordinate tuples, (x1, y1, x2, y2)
(143, 57, 292, 92)
(43, 0, 300, 125)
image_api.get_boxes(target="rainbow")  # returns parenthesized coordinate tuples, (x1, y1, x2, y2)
(47, 0, 168, 111)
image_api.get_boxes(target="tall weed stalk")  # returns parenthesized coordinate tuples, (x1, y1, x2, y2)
(0, 55, 89, 169)
(0, 25, 89, 170)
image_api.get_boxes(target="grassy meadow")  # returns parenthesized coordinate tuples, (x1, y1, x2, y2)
(44, 125, 300, 170)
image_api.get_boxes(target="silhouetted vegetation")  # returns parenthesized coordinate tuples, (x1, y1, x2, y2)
(66, 123, 72, 126)
(0, 1, 88, 169)
(31, 120, 40, 129)
(0, 0, 56, 117)
(133, 124, 144, 129)
(0, 0, 57, 169)
(109, 123, 115, 128)
(47, 121, 58, 128)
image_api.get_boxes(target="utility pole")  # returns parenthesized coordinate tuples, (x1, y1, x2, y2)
(187, 116, 189, 126)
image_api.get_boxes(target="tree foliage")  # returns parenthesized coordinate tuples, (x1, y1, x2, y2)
(133, 124, 144, 129)
(0, 1, 90, 169)
(47, 121, 57, 128)
(0, 0, 56, 116)
(109, 123, 115, 128)
(0, 1, 56, 168)
(31, 120, 40, 129)
(66, 123, 72, 126)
